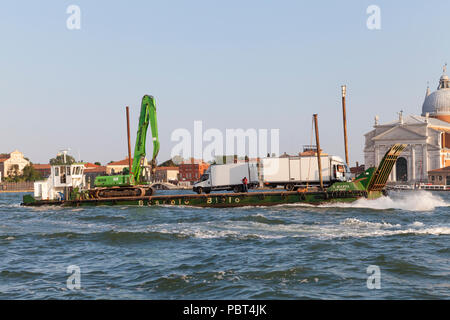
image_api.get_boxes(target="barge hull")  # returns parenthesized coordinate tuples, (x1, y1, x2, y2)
(22, 190, 383, 208)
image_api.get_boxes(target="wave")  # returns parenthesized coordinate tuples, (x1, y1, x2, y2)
(154, 227, 268, 240)
(340, 218, 400, 228)
(0, 203, 22, 209)
(142, 218, 450, 240)
(20, 215, 450, 242)
(0, 270, 45, 279)
(410, 221, 424, 227)
(99, 230, 190, 242)
(334, 218, 450, 238)
(265, 191, 448, 212)
(319, 191, 449, 212)
(230, 214, 288, 225)
(78, 215, 127, 222)
(35, 230, 190, 241)
(0, 235, 16, 240)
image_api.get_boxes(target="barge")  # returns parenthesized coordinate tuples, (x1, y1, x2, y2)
(21, 91, 407, 208)
(21, 144, 406, 208)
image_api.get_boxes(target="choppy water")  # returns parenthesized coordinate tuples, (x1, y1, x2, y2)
(0, 190, 448, 299)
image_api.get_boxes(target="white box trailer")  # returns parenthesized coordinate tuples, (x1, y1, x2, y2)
(193, 163, 259, 194)
(261, 155, 350, 190)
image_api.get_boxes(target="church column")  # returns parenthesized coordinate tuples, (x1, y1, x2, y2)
(411, 145, 416, 182)
(391, 158, 396, 182)
(406, 153, 411, 183)
(422, 144, 428, 181)
(374, 145, 379, 166)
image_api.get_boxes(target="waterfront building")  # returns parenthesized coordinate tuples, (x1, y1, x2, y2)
(364, 66, 450, 183)
(178, 158, 209, 184)
(0, 150, 30, 178)
(106, 157, 148, 175)
(153, 167, 179, 184)
(32, 164, 51, 178)
(427, 166, 450, 186)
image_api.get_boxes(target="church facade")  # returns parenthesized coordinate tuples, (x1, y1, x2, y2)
(364, 67, 450, 183)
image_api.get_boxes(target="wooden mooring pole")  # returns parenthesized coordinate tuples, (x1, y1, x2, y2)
(126, 106, 132, 174)
(313, 114, 324, 190)
(341, 85, 350, 166)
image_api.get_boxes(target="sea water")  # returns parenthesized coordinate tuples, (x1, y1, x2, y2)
(0, 190, 448, 299)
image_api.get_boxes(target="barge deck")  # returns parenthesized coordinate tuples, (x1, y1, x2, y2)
(22, 189, 383, 208)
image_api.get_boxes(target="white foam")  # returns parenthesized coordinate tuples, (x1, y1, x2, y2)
(410, 221, 424, 227)
(340, 218, 400, 229)
(147, 217, 450, 240)
(319, 191, 449, 212)
(412, 227, 450, 235)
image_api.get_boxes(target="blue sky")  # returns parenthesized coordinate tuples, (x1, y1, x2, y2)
(1, 0, 449, 165)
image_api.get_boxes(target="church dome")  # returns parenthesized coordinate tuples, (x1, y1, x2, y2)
(422, 88, 450, 115)
(422, 65, 450, 117)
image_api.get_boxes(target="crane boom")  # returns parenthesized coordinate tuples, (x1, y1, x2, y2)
(131, 95, 160, 184)
(93, 94, 159, 192)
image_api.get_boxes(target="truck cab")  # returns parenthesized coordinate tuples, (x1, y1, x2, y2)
(193, 168, 212, 194)
(330, 156, 351, 182)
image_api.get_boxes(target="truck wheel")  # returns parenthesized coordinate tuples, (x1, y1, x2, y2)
(233, 186, 241, 193)
(286, 184, 295, 191)
(196, 187, 203, 194)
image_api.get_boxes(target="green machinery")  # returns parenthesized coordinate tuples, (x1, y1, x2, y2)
(92, 95, 160, 198)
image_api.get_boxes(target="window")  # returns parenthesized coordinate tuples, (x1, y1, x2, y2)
(66, 166, 71, 176)
(55, 167, 59, 176)
(431, 176, 435, 181)
(60, 166, 66, 184)
(439, 176, 443, 181)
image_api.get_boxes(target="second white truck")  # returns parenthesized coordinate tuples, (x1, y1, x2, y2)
(261, 155, 350, 190)
(193, 163, 259, 194)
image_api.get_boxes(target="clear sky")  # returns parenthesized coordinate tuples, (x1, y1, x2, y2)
(1, 0, 449, 165)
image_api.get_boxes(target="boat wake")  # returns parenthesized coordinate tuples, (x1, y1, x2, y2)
(142, 218, 450, 240)
(322, 191, 449, 211)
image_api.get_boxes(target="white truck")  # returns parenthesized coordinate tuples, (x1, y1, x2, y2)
(261, 155, 350, 190)
(193, 163, 259, 194)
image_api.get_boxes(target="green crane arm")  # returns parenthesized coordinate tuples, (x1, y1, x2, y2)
(131, 95, 160, 184)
